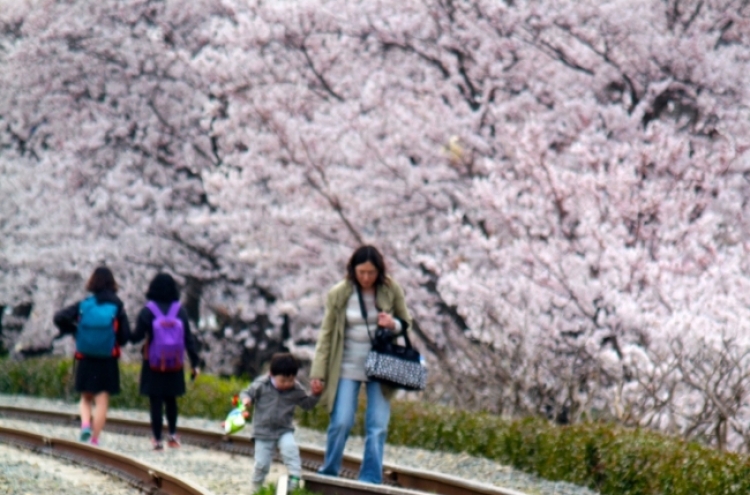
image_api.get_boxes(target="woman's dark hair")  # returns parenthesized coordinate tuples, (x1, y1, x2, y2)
(270, 353, 299, 377)
(145, 273, 180, 303)
(346, 245, 388, 287)
(86, 266, 118, 293)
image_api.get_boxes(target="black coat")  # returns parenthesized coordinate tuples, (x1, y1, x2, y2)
(131, 302, 200, 397)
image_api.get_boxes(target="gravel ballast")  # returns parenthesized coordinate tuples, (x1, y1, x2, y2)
(0, 442, 142, 495)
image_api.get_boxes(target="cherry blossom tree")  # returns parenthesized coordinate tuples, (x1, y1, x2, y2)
(2, 0, 750, 450)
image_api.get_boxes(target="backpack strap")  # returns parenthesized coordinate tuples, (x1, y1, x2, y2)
(78, 295, 96, 317)
(146, 301, 165, 318)
(166, 302, 181, 319)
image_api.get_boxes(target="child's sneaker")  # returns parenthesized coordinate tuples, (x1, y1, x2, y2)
(288, 476, 301, 491)
(151, 438, 164, 451)
(166, 434, 181, 448)
(79, 427, 92, 442)
(89, 437, 99, 447)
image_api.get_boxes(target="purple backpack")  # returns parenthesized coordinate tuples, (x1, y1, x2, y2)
(146, 301, 185, 372)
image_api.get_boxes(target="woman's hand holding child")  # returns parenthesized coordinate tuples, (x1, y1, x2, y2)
(310, 379, 324, 396)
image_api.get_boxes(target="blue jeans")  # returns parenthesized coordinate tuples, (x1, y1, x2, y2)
(318, 378, 391, 484)
(253, 432, 301, 486)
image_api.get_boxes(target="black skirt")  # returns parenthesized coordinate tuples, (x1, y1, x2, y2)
(75, 357, 121, 395)
(138, 360, 187, 397)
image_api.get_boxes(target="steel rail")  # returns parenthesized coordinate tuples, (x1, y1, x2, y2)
(0, 425, 212, 495)
(0, 405, 527, 495)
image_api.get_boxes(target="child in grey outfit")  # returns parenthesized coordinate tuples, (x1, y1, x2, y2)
(240, 353, 323, 491)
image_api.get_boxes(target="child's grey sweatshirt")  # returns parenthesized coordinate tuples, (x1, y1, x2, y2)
(239, 375, 320, 440)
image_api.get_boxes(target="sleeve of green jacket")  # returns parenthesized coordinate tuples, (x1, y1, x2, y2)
(310, 288, 337, 380)
(391, 280, 412, 335)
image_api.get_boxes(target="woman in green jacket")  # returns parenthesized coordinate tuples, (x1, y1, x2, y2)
(310, 245, 412, 484)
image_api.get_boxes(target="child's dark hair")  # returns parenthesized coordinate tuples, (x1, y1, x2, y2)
(270, 353, 299, 377)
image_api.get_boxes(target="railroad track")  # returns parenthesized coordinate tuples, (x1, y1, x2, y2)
(0, 405, 527, 495)
(0, 425, 207, 495)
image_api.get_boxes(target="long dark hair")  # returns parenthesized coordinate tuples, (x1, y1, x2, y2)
(86, 266, 118, 293)
(145, 273, 180, 303)
(346, 245, 388, 288)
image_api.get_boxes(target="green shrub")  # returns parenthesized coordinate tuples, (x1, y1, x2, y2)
(0, 356, 76, 399)
(3, 357, 750, 495)
(0, 357, 245, 420)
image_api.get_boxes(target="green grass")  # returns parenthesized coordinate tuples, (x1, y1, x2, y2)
(254, 483, 321, 495)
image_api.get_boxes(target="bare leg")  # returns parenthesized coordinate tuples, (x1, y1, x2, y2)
(91, 392, 109, 441)
(79, 393, 93, 425)
(78, 393, 94, 441)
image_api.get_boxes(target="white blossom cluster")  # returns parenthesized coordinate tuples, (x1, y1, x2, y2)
(2, 0, 750, 450)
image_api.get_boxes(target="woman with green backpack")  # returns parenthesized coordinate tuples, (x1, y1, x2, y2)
(131, 273, 201, 450)
(53, 266, 131, 446)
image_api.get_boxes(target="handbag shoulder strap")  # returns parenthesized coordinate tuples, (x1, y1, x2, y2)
(399, 321, 414, 348)
(356, 285, 376, 344)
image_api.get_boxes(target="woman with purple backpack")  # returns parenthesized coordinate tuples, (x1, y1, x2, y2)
(131, 273, 201, 450)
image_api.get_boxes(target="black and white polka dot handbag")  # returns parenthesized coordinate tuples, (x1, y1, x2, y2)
(365, 344, 426, 391)
(357, 287, 427, 391)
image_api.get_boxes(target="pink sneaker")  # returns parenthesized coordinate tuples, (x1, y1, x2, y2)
(90, 437, 99, 446)
(167, 434, 181, 448)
